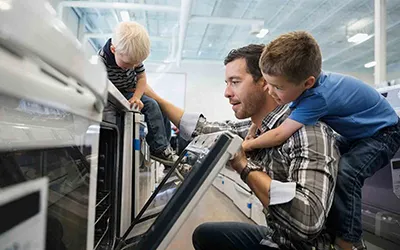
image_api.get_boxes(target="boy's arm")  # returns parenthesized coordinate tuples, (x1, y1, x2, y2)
(131, 72, 147, 100)
(242, 118, 303, 151)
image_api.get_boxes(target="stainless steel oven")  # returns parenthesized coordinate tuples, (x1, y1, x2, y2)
(105, 83, 148, 243)
(0, 1, 108, 249)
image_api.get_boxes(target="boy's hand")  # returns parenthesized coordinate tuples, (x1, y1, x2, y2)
(245, 123, 258, 140)
(242, 138, 255, 152)
(129, 96, 144, 111)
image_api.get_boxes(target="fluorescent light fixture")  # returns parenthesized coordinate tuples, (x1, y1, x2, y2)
(156, 64, 167, 72)
(0, 0, 11, 11)
(256, 28, 269, 38)
(348, 33, 372, 44)
(120, 10, 130, 22)
(364, 61, 376, 68)
(89, 55, 98, 64)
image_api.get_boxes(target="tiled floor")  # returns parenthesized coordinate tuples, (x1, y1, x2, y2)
(165, 186, 254, 250)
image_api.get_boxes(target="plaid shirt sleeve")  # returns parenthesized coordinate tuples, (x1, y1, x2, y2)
(179, 113, 251, 140)
(267, 123, 339, 242)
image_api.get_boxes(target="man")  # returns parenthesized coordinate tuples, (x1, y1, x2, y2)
(145, 44, 339, 249)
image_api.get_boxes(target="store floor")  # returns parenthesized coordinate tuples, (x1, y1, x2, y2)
(138, 164, 386, 250)
(166, 186, 254, 250)
(165, 186, 385, 250)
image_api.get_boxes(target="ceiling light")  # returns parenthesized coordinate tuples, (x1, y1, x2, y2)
(198, 51, 202, 56)
(120, 10, 130, 22)
(256, 29, 269, 38)
(348, 33, 372, 44)
(208, 43, 212, 47)
(0, 0, 11, 11)
(364, 61, 376, 68)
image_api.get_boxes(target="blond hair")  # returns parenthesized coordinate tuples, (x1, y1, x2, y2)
(259, 31, 322, 84)
(112, 21, 150, 64)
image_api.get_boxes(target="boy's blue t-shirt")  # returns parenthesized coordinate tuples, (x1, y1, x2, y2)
(289, 71, 398, 140)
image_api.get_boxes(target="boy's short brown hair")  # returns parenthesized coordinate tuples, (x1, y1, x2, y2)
(259, 31, 322, 84)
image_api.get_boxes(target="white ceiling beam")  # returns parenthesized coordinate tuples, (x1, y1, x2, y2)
(374, 0, 387, 85)
(307, 0, 357, 32)
(82, 33, 171, 46)
(83, 33, 170, 40)
(57, 1, 180, 19)
(330, 34, 400, 70)
(190, 15, 264, 26)
(323, 18, 400, 63)
(176, 0, 193, 67)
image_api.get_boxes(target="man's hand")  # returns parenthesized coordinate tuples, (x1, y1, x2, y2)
(128, 96, 144, 111)
(229, 147, 248, 174)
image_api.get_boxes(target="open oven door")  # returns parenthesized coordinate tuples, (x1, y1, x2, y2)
(115, 131, 242, 250)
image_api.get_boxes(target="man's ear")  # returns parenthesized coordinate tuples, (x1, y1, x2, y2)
(304, 76, 316, 89)
(110, 44, 116, 54)
(260, 78, 269, 92)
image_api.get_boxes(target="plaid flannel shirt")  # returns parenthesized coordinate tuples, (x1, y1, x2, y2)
(182, 105, 339, 249)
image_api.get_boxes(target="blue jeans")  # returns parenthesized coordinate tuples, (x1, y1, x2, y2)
(124, 93, 171, 153)
(192, 222, 275, 250)
(327, 120, 400, 242)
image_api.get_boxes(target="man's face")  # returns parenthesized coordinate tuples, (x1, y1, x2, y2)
(262, 73, 310, 105)
(224, 58, 267, 119)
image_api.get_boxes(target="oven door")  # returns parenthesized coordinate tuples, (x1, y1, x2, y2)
(0, 37, 105, 249)
(0, 95, 101, 250)
(117, 131, 242, 250)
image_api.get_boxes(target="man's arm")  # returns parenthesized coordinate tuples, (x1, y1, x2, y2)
(144, 84, 251, 140)
(144, 84, 184, 127)
(268, 124, 339, 240)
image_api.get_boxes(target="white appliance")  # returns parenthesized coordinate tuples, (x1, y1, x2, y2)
(214, 166, 263, 223)
(106, 82, 151, 242)
(0, 178, 48, 250)
(117, 131, 242, 250)
(0, 1, 108, 250)
(376, 84, 400, 115)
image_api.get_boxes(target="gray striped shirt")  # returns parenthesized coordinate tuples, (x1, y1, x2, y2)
(182, 105, 339, 249)
(98, 38, 145, 94)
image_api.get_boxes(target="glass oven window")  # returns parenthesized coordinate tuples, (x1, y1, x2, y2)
(0, 94, 99, 250)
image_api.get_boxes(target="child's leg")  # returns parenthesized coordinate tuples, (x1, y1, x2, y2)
(163, 113, 172, 142)
(140, 95, 171, 153)
(329, 123, 400, 248)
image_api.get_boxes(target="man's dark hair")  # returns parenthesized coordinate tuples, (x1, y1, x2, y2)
(224, 44, 265, 82)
